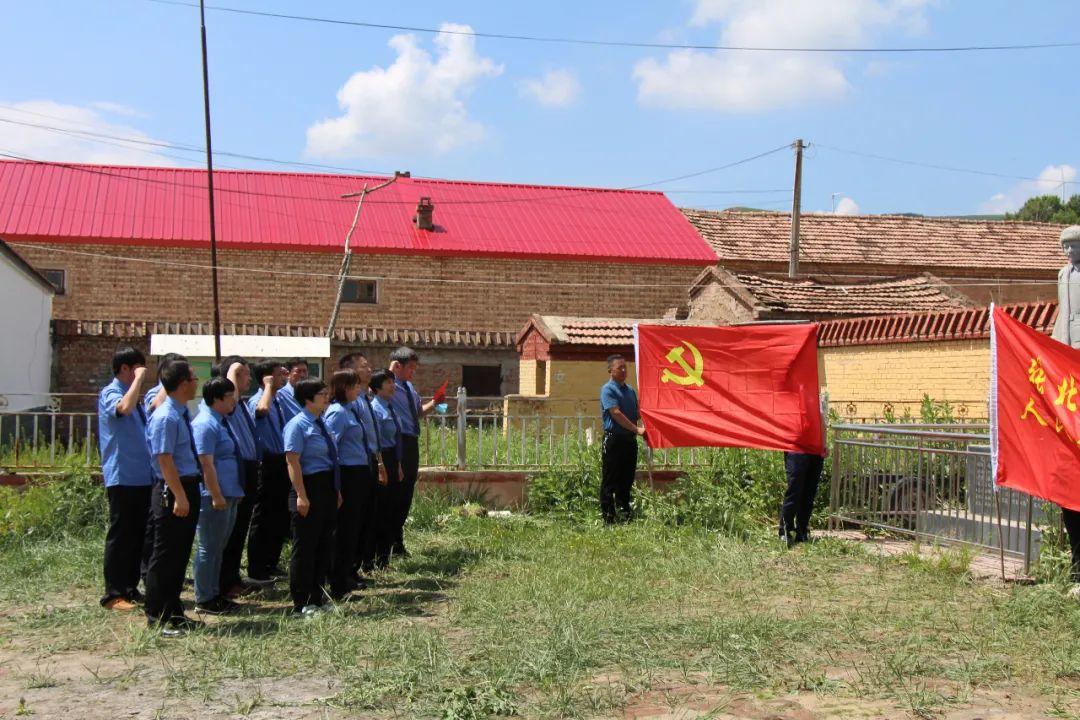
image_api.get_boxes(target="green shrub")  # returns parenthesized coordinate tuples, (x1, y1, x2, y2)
(524, 444, 602, 517)
(0, 471, 106, 544)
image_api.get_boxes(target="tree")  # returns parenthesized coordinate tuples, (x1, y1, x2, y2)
(1006, 194, 1080, 224)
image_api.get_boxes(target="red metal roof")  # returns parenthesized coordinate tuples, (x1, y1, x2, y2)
(0, 160, 715, 265)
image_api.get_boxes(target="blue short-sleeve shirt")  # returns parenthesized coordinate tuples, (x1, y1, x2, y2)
(323, 402, 370, 466)
(248, 388, 286, 456)
(354, 395, 380, 459)
(600, 380, 640, 435)
(371, 396, 401, 451)
(229, 399, 259, 462)
(143, 382, 162, 412)
(98, 378, 153, 487)
(191, 407, 243, 498)
(146, 396, 201, 479)
(389, 376, 421, 436)
(277, 383, 302, 424)
(283, 409, 336, 475)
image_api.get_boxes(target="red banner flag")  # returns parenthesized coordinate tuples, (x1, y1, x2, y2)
(992, 306, 1080, 511)
(635, 324, 824, 454)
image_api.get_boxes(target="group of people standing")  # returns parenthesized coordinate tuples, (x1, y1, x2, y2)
(98, 345, 442, 636)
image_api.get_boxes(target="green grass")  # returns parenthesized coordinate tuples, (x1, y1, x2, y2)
(2, 500, 1080, 718)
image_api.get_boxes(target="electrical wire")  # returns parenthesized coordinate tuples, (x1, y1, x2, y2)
(146, 0, 1080, 54)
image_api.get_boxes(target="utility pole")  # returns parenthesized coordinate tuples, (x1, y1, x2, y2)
(200, 0, 222, 361)
(788, 138, 804, 279)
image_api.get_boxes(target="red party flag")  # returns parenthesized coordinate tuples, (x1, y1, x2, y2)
(992, 306, 1080, 511)
(634, 323, 824, 454)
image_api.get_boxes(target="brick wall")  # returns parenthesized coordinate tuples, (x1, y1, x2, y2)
(15, 243, 701, 331)
(821, 340, 990, 419)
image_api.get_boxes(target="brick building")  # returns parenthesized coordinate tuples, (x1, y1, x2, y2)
(683, 209, 1066, 305)
(0, 161, 715, 408)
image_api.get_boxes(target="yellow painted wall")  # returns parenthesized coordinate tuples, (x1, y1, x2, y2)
(508, 340, 992, 421)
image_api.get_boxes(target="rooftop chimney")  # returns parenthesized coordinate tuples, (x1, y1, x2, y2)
(414, 196, 434, 231)
(394, 170, 411, 178)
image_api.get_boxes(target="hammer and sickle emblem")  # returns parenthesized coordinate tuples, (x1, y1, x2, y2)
(660, 341, 705, 387)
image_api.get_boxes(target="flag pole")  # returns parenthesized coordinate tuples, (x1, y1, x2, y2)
(646, 446, 655, 490)
(994, 491, 1007, 584)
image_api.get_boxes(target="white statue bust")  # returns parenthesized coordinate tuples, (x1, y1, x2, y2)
(1052, 225, 1080, 349)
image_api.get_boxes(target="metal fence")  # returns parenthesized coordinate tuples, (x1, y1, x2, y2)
(0, 388, 714, 473)
(829, 423, 1044, 571)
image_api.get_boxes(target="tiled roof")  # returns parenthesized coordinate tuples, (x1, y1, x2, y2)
(817, 301, 1057, 347)
(682, 209, 1065, 272)
(520, 315, 667, 347)
(0, 160, 716, 265)
(720, 269, 973, 317)
(53, 319, 516, 348)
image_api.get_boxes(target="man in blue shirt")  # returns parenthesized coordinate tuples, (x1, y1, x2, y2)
(144, 352, 186, 413)
(387, 347, 445, 558)
(283, 377, 341, 615)
(98, 347, 153, 611)
(276, 357, 308, 423)
(211, 356, 264, 598)
(338, 352, 383, 577)
(192, 376, 245, 615)
(369, 370, 402, 569)
(143, 359, 203, 635)
(599, 354, 645, 524)
(245, 359, 291, 582)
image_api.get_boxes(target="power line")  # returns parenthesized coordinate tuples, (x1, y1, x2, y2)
(816, 142, 1079, 186)
(146, 0, 1080, 54)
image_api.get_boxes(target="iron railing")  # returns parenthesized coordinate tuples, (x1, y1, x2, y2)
(829, 423, 1043, 571)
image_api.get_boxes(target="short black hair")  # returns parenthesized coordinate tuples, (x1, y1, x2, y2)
(202, 376, 236, 405)
(156, 352, 186, 374)
(389, 346, 418, 365)
(160, 360, 194, 393)
(285, 357, 309, 372)
(211, 355, 247, 378)
(338, 351, 367, 369)
(112, 346, 146, 375)
(606, 354, 626, 370)
(369, 369, 394, 393)
(295, 377, 326, 406)
(252, 359, 280, 382)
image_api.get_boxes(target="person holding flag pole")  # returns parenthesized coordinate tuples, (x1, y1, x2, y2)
(599, 354, 645, 524)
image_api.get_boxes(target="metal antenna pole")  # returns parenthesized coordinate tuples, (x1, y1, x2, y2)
(199, 0, 222, 361)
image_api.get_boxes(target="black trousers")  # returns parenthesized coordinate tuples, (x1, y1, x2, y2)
(331, 464, 374, 595)
(289, 471, 337, 610)
(375, 450, 400, 567)
(779, 452, 825, 539)
(220, 459, 259, 590)
(140, 497, 155, 584)
(600, 432, 638, 523)
(1063, 507, 1080, 583)
(356, 459, 380, 572)
(144, 477, 202, 624)
(102, 484, 152, 605)
(392, 435, 420, 550)
(247, 453, 290, 578)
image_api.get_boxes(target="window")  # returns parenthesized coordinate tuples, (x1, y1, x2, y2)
(462, 365, 503, 397)
(42, 269, 66, 295)
(535, 360, 547, 395)
(342, 279, 377, 304)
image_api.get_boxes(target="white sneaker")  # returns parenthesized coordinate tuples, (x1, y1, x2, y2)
(1067, 584, 1080, 600)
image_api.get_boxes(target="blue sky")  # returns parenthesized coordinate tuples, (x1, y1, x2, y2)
(2, 0, 1079, 216)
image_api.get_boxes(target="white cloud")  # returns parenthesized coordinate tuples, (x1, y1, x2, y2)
(980, 164, 1077, 214)
(305, 23, 503, 159)
(89, 101, 145, 118)
(518, 69, 581, 107)
(634, 0, 930, 112)
(834, 196, 860, 215)
(0, 100, 173, 165)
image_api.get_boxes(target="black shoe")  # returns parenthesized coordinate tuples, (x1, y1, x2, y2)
(168, 615, 205, 631)
(392, 543, 409, 558)
(355, 576, 370, 590)
(127, 589, 146, 604)
(794, 531, 811, 544)
(268, 565, 288, 579)
(244, 575, 277, 587)
(195, 597, 237, 616)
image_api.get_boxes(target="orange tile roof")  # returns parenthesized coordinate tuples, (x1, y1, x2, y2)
(682, 209, 1066, 272)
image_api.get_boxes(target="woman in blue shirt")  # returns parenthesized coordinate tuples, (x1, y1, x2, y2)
(283, 377, 341, 615)
(323, 369, 379, 599)
(369, 370, 402, 569)
(191, 377, 244, 615)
